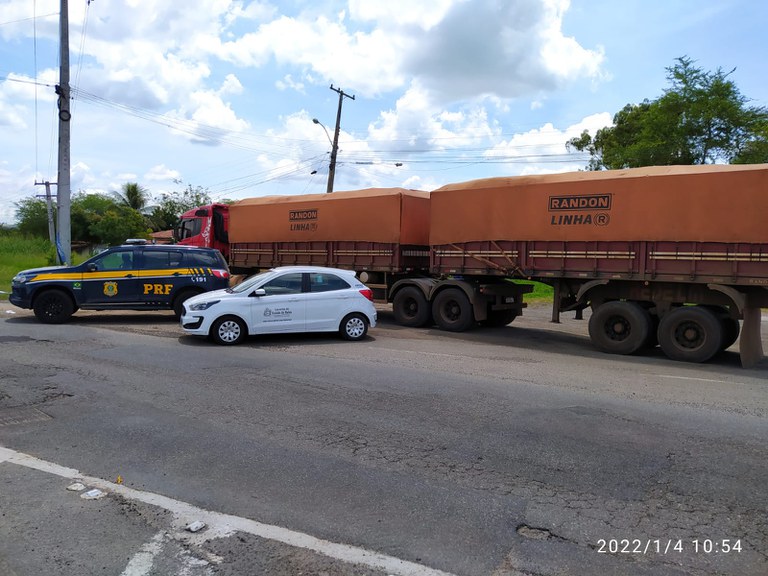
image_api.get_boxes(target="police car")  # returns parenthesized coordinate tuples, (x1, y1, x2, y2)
(180, 266, 377, 345)
(10, 243, 230, 323)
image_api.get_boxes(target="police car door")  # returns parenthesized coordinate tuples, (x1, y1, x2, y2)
(138, 248, 182, 306)
(81, 248, 141, 305)
(249, 272, 306, 333)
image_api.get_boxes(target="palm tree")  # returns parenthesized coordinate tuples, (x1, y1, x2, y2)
(113, 182, 150, 213)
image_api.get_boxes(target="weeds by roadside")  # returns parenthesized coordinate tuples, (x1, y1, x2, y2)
(0, 233, 58, 300)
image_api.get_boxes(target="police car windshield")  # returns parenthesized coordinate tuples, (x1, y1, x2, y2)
(229, 270, 273, 294)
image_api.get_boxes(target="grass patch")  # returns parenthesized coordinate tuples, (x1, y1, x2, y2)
(514, 279, 554, 303)
(0, 233, 59, 300)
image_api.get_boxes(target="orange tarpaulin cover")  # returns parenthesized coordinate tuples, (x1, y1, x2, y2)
(429, 164, 768, 245)
(229, 188, 430, 245)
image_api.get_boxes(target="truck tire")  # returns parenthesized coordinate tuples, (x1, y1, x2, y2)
(657, 306, 723, 363)
(720, 316, 740, 350)
(588, 301, 651, 355)
(702, 306, 740, 351)
(211, 315, 247, 345)
(432, 288, 474, 332)
(392, 287, 432, 327)
(340, 313, 368, 341)
(33, 289, 75, 324)
(481, 309, 517, 327)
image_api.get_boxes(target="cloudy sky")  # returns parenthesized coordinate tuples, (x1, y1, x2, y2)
(0, 0, 766, 225)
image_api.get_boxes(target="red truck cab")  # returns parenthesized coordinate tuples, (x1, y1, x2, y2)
(174, 203, 230, 259)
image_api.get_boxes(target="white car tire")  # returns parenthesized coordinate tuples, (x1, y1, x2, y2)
(211, 315, 247, 345)
(340, 313, 368, 341)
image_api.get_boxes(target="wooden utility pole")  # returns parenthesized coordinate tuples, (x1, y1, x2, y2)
(326, 85, 354, 193)
(56, 0, 72, 264)
(34, 181, 57, 247)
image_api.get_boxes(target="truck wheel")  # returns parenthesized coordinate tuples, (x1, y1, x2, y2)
(211, 315, 247, 345)
(432, 288, 474, 332)
(588, 301, 651, 355)
(702, 306, 740, 351)
(173, 289, 201, 319)
(481, 309, 517, 327)
(340, 313, 368, 341)
(720, 316, 740, 350)
(33, 289, 75, 324)
(393, 287, 431, 327)
(658, 306, 723, 363)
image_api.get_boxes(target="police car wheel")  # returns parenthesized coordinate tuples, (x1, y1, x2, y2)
(340, 313, 368, 341)
(211, 316, 247, 345)
(33, 289, 75, 324)
(173, 289, 201, 319)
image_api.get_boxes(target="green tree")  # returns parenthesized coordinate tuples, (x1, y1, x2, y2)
(149, 183, 213, 231)
(112, 182, 151, 213)
(567, 57, 768, 169)
(71, 192, 149, 244)
(88, 207, 149, 246)
(71, 192, 122, 243)
(14, 198, 51, 237)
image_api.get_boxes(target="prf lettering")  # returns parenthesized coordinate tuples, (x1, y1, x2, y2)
(143, 283, 173, 295)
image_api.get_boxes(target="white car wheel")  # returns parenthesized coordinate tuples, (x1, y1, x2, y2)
(340, 313, 368, 341)
(212, 316, 247, 345)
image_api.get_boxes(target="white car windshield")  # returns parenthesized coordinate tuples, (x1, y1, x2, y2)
(229, 270, 274, 294)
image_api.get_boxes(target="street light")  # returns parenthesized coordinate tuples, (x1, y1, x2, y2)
(313, 86, 355, 193)
(312, 118, 332, 145)
(312, 117, 336, 193)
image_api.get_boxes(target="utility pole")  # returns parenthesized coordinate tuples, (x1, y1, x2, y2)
(56, 0, 72, 264)
(326, 85, 354, 193)
(34, 181, 57, 248)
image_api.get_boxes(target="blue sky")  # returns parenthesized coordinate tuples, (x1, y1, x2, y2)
(1, 0, 766, 225)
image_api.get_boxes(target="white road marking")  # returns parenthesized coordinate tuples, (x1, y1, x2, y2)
(120, 532, 166, 576)
(0, 446, 455, 576)
(658, 375, 734, 384)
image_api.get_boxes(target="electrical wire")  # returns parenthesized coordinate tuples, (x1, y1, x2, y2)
(72, 0, 92, 117)
(33, 0, 39, 181)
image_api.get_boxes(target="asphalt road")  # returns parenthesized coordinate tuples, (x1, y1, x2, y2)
(0, 302, 766, 576)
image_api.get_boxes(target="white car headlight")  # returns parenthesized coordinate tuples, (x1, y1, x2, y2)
(12, 274, 30, 284)
(189, 300, 220, 311)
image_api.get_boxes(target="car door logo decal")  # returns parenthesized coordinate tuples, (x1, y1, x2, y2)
(103, 281, 118, 297)
(264, 307, 292, 322)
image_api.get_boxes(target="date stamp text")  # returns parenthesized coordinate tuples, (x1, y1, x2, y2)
(596, 539, 742, 555)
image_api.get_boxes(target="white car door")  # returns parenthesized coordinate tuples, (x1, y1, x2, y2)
(304, 272, 353, 331)
(248, 272, 306, 333)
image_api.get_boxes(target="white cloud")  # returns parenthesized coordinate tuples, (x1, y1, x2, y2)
(276, 74, 305, 93)
(403, 0, 605, 103)
(144, 164, 181, 182)
(485, 112, 612, 171)
(348, 0, 457, 30)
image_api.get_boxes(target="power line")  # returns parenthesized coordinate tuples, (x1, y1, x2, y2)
(0, 12, 58, 27)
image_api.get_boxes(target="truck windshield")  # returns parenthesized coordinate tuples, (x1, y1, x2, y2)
(175, 218, 202, 241)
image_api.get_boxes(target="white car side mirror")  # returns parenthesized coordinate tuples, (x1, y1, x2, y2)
(252, 288, 267, 297)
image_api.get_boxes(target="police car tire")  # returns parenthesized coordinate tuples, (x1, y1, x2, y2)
(33, 289, 75, 324)
(173, 289, 201, 319)
(211, 315, 247, 345)
(340, 313, 368, 341)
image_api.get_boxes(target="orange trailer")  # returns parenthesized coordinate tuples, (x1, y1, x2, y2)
(428, 165, 768, 366)
(228, 188, 430, 273)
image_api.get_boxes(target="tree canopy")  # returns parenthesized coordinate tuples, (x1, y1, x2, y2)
(112, 182, 151, 213)
(13, 182, 214, 245)
(567, 57, 768, 170)
(149, 184, 213, 231)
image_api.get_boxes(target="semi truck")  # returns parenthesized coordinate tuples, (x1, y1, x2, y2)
(174, 164, 768, 367)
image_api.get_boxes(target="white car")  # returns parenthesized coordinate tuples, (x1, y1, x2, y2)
(180, 266, 377, 345)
